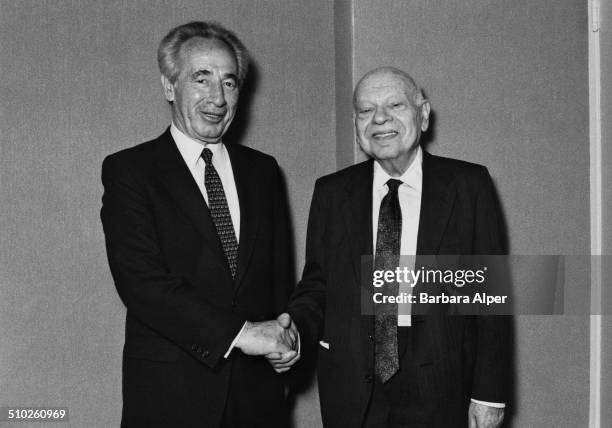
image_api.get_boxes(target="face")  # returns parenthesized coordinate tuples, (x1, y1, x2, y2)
(162, 37, 239, 144)
(354, 72, 430, 173)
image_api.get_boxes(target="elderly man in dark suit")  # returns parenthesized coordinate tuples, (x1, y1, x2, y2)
(101, 21, 297, 428)
(271, 67, 509, 428)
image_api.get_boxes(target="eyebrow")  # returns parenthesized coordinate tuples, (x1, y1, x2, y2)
(222, 72, 238, 82)
(192, 69, 238, 81)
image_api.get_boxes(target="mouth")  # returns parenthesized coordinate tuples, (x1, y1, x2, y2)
(199, 111, 226, 123)
(371, 130, 398, 140)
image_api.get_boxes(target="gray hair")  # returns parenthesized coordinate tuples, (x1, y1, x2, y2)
(158, 21, 249, 86)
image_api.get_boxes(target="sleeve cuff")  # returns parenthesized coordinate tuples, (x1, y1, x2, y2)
(471, 398, 505, 408)
(224, 321, 247, 359)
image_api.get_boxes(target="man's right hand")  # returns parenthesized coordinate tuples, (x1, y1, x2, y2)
(235, 313, 298, 356)
(265, 313, 301, 372)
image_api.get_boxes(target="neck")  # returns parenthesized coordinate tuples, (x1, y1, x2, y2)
(377, 148, 418, 177)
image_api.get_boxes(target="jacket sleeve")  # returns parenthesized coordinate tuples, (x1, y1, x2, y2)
(471, 167, 512, 403)
(100, 154, 245, 368)
(271, 159, 296, 316)
(287, 179, 327, 349)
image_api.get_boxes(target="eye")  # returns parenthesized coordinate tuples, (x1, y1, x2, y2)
(223, 80, 237, 89)
(359, 108, 373, 115)
(391, 102, 404, 109)
(195, 77, 208, 84)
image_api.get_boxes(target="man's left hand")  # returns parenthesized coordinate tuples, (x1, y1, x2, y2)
(468, 402, 504, 428)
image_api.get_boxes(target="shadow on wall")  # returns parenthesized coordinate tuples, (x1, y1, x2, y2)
(419, 91, 437, 154)
(224, 58, 260, 146)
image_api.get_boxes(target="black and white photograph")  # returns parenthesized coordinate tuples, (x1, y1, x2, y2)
(1, 1, 610, 427)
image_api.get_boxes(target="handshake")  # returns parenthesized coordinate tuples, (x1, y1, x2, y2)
(235, 312, 300, 373)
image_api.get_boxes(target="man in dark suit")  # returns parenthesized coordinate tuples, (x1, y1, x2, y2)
(273, 67, 509, 427)
(101, 21, 297, 428)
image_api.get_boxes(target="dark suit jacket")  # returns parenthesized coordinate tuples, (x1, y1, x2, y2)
(289, 152, 510, 428)
(101, 129, 293, 428)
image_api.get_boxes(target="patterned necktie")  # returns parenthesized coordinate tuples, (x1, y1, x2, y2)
(374, 178, 402, 383)
(201, 148, 239, 278)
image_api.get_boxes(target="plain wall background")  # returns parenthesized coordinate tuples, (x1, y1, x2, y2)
(1, 1, 604, 427)
(1, 1, 334, 426)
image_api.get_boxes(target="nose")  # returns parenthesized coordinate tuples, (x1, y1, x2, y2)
(373, 106, 391, 124)
(208, 80, 226, 107)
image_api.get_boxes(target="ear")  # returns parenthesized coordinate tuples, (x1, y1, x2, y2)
(161, 74, 175, 102)
(419, 101, 431, 132)
(353, 114, 362, 145)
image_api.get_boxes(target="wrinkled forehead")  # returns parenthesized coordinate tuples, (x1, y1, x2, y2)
(354, 72, 413, 105)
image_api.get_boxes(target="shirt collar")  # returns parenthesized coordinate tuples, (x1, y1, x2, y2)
(373, 146, 423, 192)
(170, 123, 227, 169)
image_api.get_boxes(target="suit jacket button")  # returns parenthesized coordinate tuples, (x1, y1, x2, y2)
(364, 374, 373, 383)
(231, 299, 237, 308)
(368, 334, 374, 341)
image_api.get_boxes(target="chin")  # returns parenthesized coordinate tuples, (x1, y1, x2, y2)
(372, 148, 400, 160)
(195, 128, 223, 140)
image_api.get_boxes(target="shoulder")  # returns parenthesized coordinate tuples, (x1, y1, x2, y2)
(228, 143, 279, 169)
(314, 160, 372, 192)
(227, 144, 283, 189)
(103, 135, 161, 170)
(425, 152, 489, 175)
(101, 132, 168, 184)
(425, 152, 492, 185)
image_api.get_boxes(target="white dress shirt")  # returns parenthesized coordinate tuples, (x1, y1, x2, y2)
(371, 146, 504, 408)
(372, 146, 422, 327)
(171, 123, 240, 241)
(171, 124, 245, 358)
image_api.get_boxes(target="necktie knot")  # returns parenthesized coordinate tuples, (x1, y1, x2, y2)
(386, 179, 402, 194)
(201, 148, 213, 165)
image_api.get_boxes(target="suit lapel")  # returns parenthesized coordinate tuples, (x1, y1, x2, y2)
(345, 153, 456, 380)
(225, 143, 260, 293)
(416, 152, 456, 255)
(155, 132, 260, 290)
(154, 129, 228, 272)
(345, 153, 456, 260)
